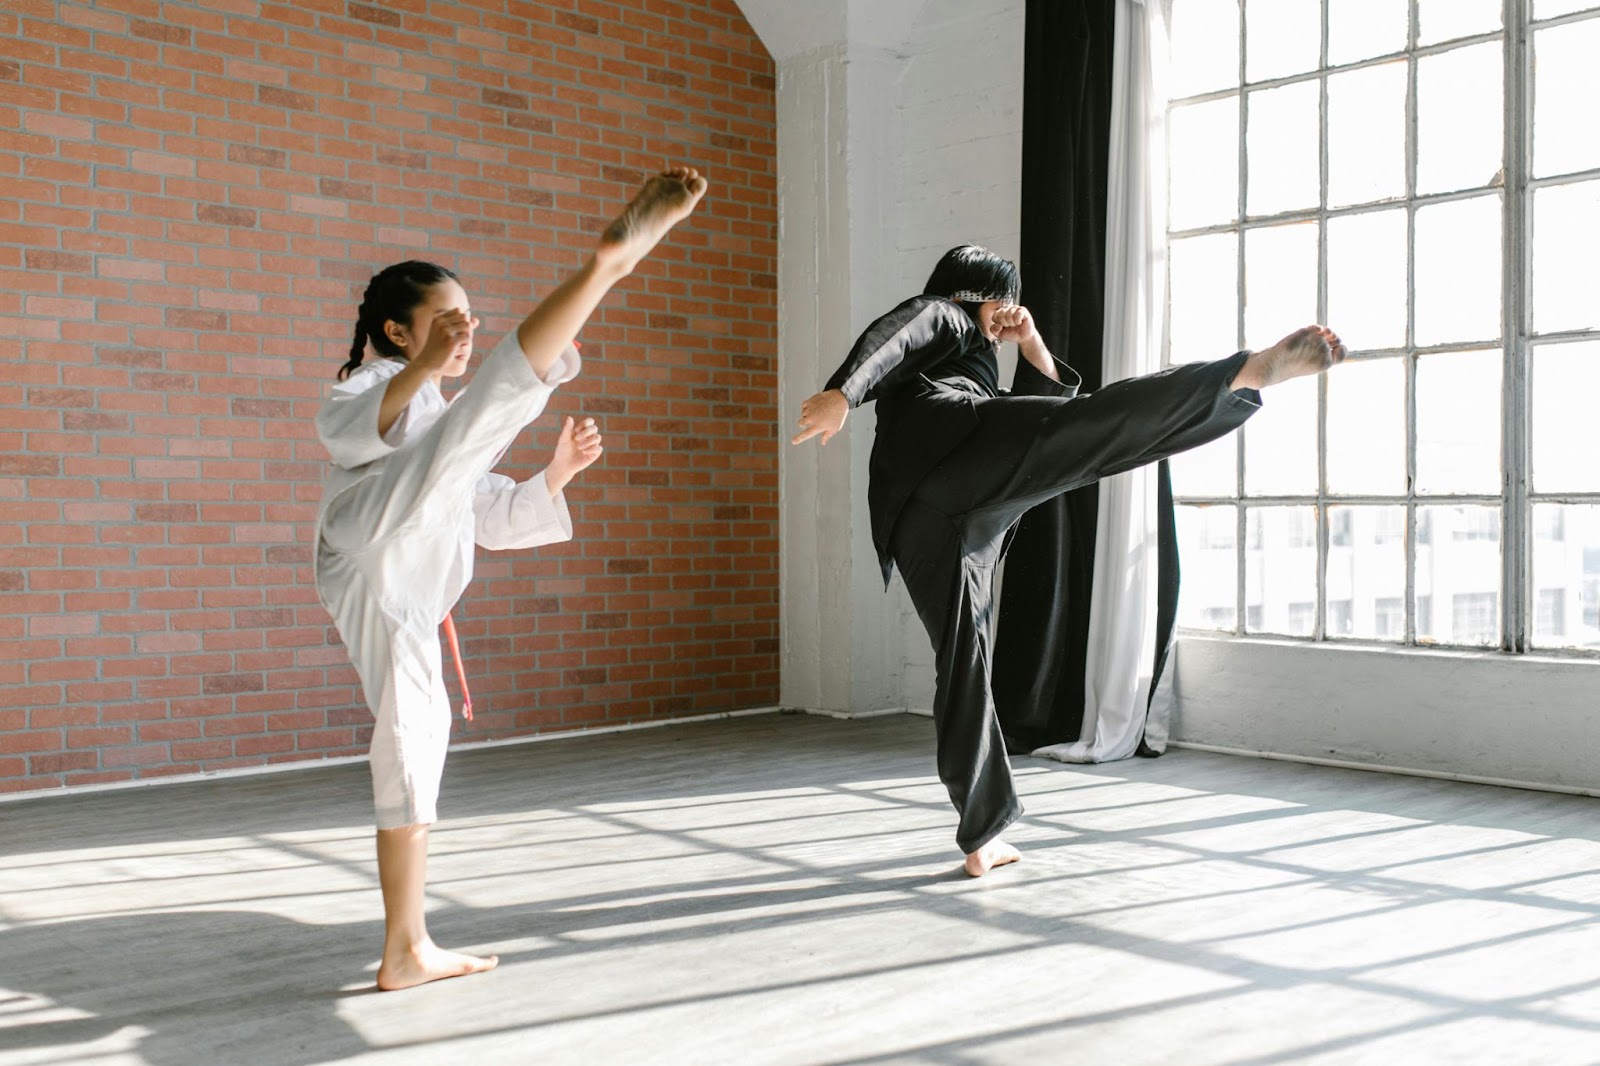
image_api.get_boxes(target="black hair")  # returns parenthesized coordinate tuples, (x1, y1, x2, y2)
(922, 245, 1020, 305)
(339, 260, 461, 380)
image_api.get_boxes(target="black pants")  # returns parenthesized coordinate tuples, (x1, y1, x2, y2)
(888, 352, 1260, 853)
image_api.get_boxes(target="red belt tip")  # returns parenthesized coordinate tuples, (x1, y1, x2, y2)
(441, 611, 473, 722)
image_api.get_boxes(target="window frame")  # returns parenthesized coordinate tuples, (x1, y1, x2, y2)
(1163, 0, 1600, 655)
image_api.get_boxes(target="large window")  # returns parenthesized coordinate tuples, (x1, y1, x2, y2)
(1165, 0, 1600, 652)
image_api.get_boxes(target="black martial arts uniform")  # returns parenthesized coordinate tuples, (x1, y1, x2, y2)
(824, 294, 1261, 853)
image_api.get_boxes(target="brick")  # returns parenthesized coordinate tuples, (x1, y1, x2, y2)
(0, 455, 60, 476)
(482, 88, 528, 110)
(227, 143, 285, 168)
(131, 19, 190, 44)
(30, 751, 98, 773)
(257, 85, 315, 111)
(348, 3, 401, 28)
(165, 308, 228, 330)
(25, 250, 92, 272)
(203, 672, 265, 694)
(554, 11, 601, 35)
(196, 204, 257, 227)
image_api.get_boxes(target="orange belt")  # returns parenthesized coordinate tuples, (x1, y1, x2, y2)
(441, 612, 473, 721)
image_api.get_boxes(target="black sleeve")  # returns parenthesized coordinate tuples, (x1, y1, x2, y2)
(1010, 352, 1082, 398)
(823, 296, 967, 407)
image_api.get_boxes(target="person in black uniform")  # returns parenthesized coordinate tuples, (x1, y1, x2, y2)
(791, 245, 1345, 876)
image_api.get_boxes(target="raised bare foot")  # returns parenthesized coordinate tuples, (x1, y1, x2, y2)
(1238, 325, 1347, 390)
(376, 940, 499, 992)
(963, 838, 1022, 878)
(597, 166, 708, 273)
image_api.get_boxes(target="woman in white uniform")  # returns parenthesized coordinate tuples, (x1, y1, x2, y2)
(314, 168, 707, 991)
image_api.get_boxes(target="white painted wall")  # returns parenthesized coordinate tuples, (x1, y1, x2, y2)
(892, 1, 1027, 711)
(749, 0, 1026, 714)
(1170, 637, 1600, 790)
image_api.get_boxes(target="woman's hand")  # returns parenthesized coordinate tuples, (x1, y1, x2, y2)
(791, 389, 849, 446)
(416, 309, 479, 372)
(545, 416, 603, 496)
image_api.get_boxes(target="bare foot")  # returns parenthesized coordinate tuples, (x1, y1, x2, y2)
(376, 940, 499, 992)
(597, 166, 708, 273)
(1236, 325, 1346, 390)
(963, 838, 1022, 878)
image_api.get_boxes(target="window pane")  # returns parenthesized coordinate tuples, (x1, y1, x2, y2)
(1417, 42, 1504, 195)
(1327, 358, 1406, 495)
(1177, 505, 1238, 630)
(1170, 0, 1242, 98)
(1329, 0, 1409, 65)
(1244, 221, 1318, 347)
(1327, 208, 1408, 350)
(1534, 21, 1600, 178)
(1170, 232, 1238, 363)
(1326, 506, 1408, 641)
(1418, 0, 1501, 46)
(1535, 0, 1600, 16)
(1532, 181, 1600, 335)
(1416, 348, 1502, 495)
(1327, 62, 1408, 208)
(1246, 0, 1320, 83)
(1246, 506, 1318, 636)
(1171, 433, 1240, 498)
(1530, 504, 1600, 651)
(1247, 81, 1320, 217)
(1416, 505, 1501, 646)
(1244, 375, 1318, 496)
(1414, 195, 1502, 347)
(1532, 341, 1600, 493)
(1170, 97, 1241, 230)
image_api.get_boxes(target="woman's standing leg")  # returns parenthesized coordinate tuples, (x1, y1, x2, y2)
(891, 502, 1023, 876)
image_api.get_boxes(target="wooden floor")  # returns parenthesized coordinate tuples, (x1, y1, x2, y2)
(5, 712, 1600, 1065)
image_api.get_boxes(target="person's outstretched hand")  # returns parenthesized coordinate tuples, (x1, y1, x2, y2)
(792, 389, 849, 446)
(545, 416, 603, 496)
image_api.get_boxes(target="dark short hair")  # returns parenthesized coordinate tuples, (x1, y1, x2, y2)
(339, 260, 461, 380)
(922, 245, 1020, 304)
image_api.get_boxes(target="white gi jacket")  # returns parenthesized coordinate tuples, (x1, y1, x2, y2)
(313, 331, 580, 827)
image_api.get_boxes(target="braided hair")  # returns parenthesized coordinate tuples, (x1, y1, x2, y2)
(339, 260, 461, 380)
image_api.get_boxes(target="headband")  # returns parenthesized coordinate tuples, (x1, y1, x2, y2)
(947, 289, 1015, 304)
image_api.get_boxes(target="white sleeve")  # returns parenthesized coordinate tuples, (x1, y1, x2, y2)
(316, 365, 398, 469)
(472, 470, 574, 550)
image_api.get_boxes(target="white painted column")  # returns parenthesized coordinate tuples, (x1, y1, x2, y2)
(776, 42, 906, 714)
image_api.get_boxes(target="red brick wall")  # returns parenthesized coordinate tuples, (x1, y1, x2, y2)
(0, 0, 778, 792)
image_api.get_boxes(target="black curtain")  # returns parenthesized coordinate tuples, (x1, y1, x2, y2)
(994, 0, 1178, 756)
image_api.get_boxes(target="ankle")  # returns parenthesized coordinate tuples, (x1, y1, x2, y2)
(589, 248, 634, 281)
(1231, 352, 1266, 392)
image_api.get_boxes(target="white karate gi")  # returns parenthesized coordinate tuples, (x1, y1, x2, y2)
(314, 330, 580, 829)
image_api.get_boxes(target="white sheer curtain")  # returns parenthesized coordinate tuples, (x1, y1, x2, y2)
(1034, 0, 1172, 764)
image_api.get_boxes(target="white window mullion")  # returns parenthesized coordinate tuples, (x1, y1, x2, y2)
(1235, 0, 1250, 635)
(1405, 0, 1421, 645)
(1504, 0, 1532, 652)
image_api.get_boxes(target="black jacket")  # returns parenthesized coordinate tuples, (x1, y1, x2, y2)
(824, 295, 1079, 584)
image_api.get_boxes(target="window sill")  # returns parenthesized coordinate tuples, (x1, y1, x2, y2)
(1176, 631, 1600, 668)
